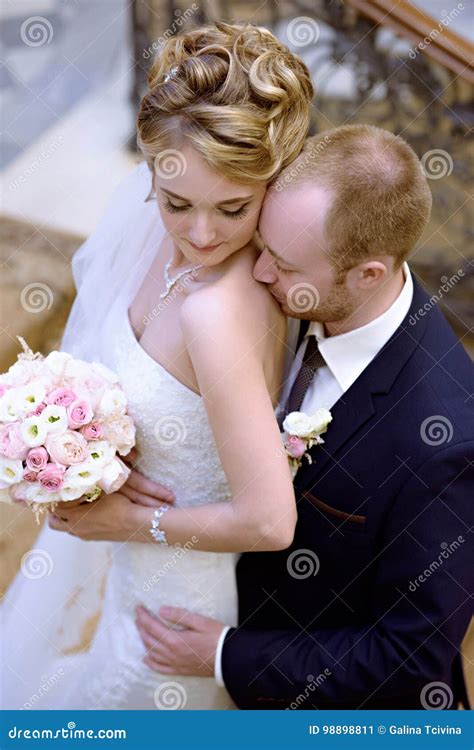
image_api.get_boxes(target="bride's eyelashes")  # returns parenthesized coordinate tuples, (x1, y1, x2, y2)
(163, 198, 250, 220)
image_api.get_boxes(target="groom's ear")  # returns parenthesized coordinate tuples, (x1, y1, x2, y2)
(352, 260, 389, 290)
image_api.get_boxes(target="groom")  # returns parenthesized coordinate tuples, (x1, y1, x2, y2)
(57, 125, 474, 708)
(134, 125, 474, 709)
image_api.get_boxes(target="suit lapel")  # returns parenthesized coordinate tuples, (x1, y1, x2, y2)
(295, 278, 432, 486)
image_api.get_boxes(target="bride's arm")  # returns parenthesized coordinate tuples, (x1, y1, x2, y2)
(130, 287, 297, 553)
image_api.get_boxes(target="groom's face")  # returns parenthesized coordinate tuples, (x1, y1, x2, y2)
(254, 184, 353, 322)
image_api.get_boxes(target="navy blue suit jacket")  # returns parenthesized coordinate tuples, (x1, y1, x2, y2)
(222, 278, 473, 709)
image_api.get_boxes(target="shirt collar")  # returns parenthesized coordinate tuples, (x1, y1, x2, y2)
(306, 262, 414, 393)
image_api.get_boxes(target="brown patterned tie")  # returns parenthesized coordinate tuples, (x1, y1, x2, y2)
(284, 336, 326, 417)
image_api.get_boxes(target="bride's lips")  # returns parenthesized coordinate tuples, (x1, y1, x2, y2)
(187, 240, 222, 253)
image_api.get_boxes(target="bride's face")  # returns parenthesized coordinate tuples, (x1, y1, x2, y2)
(153, 145, 266, 266)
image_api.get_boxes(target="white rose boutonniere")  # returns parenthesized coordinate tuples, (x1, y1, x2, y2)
(282, 408, 332, 478)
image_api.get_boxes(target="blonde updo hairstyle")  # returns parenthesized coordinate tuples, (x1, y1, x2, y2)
(136, 22, 314, 187)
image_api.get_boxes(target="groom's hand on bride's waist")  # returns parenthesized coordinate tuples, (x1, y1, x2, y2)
(135, 605, 225, 678)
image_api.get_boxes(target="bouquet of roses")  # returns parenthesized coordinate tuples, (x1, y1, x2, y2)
(0, 338, 136, 518)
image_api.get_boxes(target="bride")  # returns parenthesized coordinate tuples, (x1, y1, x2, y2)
(1, 22, 313, 710)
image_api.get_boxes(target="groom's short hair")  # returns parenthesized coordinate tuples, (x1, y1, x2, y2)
(271, 124, 432, 273)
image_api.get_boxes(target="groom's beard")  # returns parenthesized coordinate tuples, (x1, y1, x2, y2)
(279, 277, 355, 323)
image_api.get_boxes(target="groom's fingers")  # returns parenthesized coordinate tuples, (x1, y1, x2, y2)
(126, 470, 175, 504)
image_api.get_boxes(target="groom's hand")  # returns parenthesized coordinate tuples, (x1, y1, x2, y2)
(135, 605, 225, 677)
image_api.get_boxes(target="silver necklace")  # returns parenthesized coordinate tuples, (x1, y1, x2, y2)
(160, 259, 203, 301)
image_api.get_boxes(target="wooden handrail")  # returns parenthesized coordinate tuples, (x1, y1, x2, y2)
(347, 0, 474, 83)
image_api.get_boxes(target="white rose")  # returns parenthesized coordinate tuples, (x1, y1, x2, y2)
(98, 457, 130, 494)
(20, 416, 48, 447)
(64, 358, 91, 381)
(98, 389, 127, 417)
(0, 389, 22, 422)
(0, 457, 24, 486)
(282, 411, 316, 438)
(308, 408, 333, 435)
(40, 404, 69, 433)
(91, 362, 119, 384)
(59, 483, 88, 502)
(87, 440, 115, 467)
(64, 461, 102, 488)
(44, 350, 73, 376)
(103, 415, 136, 455)
(24, 482, 61, 505)
(15, 383, 47, 414)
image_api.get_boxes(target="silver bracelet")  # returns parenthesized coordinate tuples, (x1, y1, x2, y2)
(150, 505, 170, 545)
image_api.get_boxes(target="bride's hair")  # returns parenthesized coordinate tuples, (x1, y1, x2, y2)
(136, 21, 314, 185)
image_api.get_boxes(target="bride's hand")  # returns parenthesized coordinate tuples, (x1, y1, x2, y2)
(48, 491, 149, 542)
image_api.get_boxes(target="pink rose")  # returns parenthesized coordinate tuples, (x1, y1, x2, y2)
(37, 464, 65, 492)
(67, 399, 93, 429)
(0, 423, 29, 460)
(45, 388, 77, 408)
(23, 469, 39, 483)
(45, 430, 89, 466)
(26, 446, 49, 472)
(80, 421, 103, 441)
(286, 435, 306, 459)
(26, 402, 47, 418)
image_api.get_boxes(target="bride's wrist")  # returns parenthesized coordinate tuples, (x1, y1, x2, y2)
(125, 503, 155, 542)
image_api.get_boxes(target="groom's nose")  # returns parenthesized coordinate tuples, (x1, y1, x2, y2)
(253, 249, 278, 284)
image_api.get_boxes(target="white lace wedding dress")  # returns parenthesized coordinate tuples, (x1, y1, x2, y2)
(1, 303, 238, 710)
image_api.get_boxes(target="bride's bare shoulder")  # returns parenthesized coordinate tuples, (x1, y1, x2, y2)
(181, 243, 282, 331)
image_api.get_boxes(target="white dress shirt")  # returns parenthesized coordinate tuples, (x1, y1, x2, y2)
(214, 263, 414, 687)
